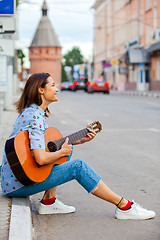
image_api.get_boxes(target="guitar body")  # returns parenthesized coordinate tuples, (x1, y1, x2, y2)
(5, 128, 68, 186)
(5, 121, 102, 186)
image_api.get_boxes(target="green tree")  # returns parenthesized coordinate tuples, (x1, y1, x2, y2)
(63, 47, 84, 71)
(16, 0, 19, 7)
(17, 49, 25, 67)
(61, 63, 68, 82)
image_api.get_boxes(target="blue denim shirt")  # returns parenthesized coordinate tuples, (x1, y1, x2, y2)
(1, 104, 48, 194)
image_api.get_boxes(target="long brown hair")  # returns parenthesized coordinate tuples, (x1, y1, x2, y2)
(15, 73, 51, 117)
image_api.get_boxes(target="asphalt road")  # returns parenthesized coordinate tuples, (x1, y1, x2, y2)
(31, 91, 160, 240)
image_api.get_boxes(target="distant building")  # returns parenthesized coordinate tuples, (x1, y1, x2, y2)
(92, 0, 160, 91)
(29, 0, 62, 86)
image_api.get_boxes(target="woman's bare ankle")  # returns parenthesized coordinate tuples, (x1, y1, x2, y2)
(43, 191, 55, 200)
(117, 198, 128, 208)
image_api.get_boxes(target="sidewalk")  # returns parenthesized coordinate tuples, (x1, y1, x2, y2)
(0, 97, 32, 240)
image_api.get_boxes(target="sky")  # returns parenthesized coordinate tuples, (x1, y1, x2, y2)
(17, 0, 96, 68)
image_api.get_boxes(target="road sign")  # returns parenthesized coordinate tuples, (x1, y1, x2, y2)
(112, 60, 117, 65)
(0, 0, 15, 15)
(0, 0, 15, 33)
(0, 16, 15, 34)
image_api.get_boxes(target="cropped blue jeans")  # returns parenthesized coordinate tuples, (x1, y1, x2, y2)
(7, 159, 102, 197)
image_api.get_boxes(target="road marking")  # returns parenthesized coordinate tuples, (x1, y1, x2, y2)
(148, 128, 160, 132)
(60, 120, 68, 125)
(104, 113, 110, 117)
(64, 110, 71, 114)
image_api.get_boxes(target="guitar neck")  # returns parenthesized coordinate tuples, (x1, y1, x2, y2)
(54, 128, 89, 150)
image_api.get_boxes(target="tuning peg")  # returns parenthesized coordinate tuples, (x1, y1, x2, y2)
(89, 121, 102, 133)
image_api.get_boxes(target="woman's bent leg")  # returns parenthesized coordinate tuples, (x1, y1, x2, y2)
(7, 159, 101, 197)
(7, 159, 128, 207)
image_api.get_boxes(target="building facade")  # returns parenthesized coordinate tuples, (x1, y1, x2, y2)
(93, 0, 160, 91)
(29, 0, 62, 86)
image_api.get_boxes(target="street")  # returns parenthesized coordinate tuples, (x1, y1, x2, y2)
(31, 91, 160, 240)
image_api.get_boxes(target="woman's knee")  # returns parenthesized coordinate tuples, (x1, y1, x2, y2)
(72, 158, 87, 180)
(73, 158, 86, 168)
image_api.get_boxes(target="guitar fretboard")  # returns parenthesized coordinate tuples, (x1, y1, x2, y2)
(54, 128, 89, 150)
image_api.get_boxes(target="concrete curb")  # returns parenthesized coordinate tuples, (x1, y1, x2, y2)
(0, 187, 11, 240)
(9, 197, 32, 240)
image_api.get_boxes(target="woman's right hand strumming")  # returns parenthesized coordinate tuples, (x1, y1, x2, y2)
(61, 137, 73, 156)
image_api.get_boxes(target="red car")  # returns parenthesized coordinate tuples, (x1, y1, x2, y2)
(87, 78, 110, 94)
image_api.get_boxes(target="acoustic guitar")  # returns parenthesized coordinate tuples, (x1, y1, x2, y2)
(5, 121, 102, 186)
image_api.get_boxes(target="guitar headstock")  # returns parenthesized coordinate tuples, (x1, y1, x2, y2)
(89, 121, 102, 134)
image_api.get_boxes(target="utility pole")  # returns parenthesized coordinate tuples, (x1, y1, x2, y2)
(137, 0, 140, 39)
(103, 1, 107, 81)
(153, 0, 157, 30)
(104, 0, 107, 62)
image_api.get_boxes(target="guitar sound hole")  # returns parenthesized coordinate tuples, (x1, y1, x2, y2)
(47, 141, 57, 152)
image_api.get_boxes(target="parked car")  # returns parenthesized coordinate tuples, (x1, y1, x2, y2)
(72, 64, 88, 91)
(60, 81, 73, 91)
(72, 76, 87, 91)
(87, 78, 110, 94)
